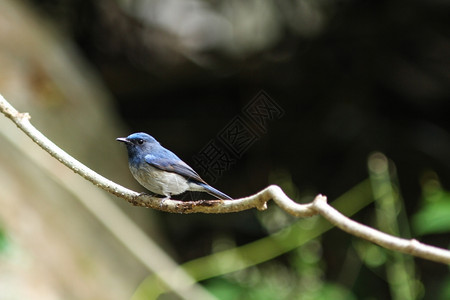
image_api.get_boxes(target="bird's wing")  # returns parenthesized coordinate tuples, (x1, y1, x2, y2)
(144, 152, 207, 184)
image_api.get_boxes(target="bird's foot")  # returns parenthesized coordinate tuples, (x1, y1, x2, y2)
(160, 195, 171, 208)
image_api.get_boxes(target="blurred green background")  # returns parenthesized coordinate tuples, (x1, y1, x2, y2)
(0, 0, 449, 299)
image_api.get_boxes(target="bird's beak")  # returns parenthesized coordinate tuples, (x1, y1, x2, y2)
(116, 137, 131, 144)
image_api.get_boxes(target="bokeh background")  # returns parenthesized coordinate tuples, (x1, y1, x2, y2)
(0, 0, 449, 299)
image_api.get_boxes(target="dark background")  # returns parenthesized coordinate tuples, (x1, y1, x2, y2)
(33, 0, 450, 199)
(23, 0, 450, 298)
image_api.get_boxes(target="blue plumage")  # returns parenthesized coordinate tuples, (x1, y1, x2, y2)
(117, 132, 232, 200)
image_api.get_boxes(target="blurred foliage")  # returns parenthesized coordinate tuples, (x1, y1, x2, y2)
(0, 227, 9, 253)
(368, 152, 419, 300)
(413, 172, 450, 236)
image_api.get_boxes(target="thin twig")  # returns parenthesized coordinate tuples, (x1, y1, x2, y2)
(1, 93, 449, 268)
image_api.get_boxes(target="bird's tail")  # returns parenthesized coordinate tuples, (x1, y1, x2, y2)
(199, 183, 233, 200)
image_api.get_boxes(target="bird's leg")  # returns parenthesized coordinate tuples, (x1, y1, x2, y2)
(160, 194, 171, 208)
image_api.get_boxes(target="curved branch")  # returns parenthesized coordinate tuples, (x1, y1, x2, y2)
(313, 195, 450, 264)
(1, 93, 449, 266)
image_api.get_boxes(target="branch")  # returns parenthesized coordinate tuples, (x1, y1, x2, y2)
(1, 93, 449, 267)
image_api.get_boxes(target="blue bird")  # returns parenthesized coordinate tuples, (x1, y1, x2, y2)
(117, 132, 232, 200)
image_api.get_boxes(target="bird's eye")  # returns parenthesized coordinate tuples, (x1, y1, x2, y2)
(137, 139, 144, 145)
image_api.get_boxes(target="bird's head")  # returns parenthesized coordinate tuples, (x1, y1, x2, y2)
(116, 132, 159, 157)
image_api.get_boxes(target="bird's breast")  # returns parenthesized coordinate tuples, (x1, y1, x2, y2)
(129, 163, 189, 196)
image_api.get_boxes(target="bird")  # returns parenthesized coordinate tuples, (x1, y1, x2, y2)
(116, 132, 232, 200)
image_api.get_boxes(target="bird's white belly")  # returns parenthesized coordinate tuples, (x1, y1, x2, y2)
(129, 163, 189, 196)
